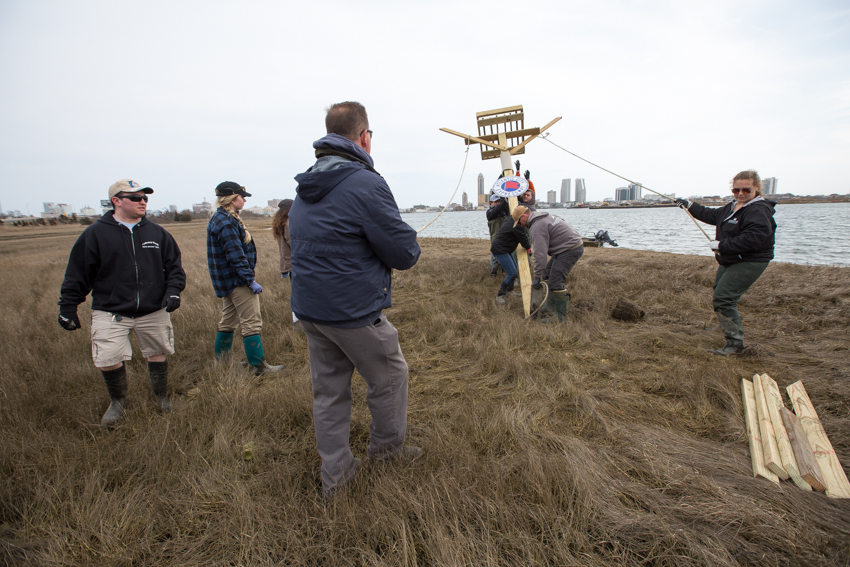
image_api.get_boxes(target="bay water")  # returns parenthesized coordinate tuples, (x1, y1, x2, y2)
(402, 202, 850, 268)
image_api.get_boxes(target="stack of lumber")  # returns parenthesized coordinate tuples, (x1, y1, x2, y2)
(741, 374, 850, 499)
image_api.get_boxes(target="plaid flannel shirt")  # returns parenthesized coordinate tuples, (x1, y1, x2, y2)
(207, 208, 257, 298)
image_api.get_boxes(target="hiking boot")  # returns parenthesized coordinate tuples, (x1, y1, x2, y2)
(323, 458, 362, 502)
(251, 360, 285, 376)
(495, 282, 509, 305)
(709, 341, 744, 356)
(489, 266, 498, 278)
(101, 363, 128, 428)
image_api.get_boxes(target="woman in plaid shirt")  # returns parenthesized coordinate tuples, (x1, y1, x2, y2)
(207, 181, 283, 375)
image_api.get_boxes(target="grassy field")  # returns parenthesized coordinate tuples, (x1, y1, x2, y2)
(1, 220, 849, 566)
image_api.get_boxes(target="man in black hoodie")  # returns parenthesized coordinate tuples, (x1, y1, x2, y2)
(58, 179, 186, 427)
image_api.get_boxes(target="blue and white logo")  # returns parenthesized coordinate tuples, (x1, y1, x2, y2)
(491, 176, 529, 198)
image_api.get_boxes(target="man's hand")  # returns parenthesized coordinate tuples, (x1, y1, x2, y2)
(674, 198, 691, 209)
(162, 295, 181, 312)
(58, 309, 80, 331)
(248, 281, 263, 294)
(709, 240, 721, 252)
(532, 278, 543, 290)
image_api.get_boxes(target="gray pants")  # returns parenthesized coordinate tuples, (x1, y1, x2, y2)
(301, 313, 409, 495)
(713, 262, 769, 347)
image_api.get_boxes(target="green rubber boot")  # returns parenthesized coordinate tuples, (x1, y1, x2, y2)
(243, 335, 284, 376)
(214, 331, 234, 360)
(551, 290, 570, 322)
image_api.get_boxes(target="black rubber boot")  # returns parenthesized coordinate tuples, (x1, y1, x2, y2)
(101, 363, 128, 428)
(148, 361, 172, 413)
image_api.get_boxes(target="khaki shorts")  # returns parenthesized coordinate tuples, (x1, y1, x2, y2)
(91, 309, 174, 368)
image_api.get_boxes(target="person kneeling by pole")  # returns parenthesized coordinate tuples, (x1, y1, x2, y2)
(491, 205, 532, 305)
(518, 208, 584, 322)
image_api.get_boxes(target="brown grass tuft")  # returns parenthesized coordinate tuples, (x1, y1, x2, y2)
(1, 224, 849, 566)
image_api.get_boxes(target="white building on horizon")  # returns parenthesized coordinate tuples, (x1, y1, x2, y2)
(575, 179, 586, 203)
(560, 179, 571, 204)
(762, 177, 778, 195)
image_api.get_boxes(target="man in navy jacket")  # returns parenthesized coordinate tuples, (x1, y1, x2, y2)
(290, 101, 421, 498)
(58, 179, 185, 427)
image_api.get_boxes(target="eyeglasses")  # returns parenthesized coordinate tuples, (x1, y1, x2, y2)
(731, 188, 753, 195)
(118, 194, 149, 202)
(359, 129, 374, 138)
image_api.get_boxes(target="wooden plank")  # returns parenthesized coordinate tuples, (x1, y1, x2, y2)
(476, 105, 523, 118)
(787, 380, 850, 499)
(741, 379, 780, 483)
(482, 147, 525, 160)
(760, 374, 810, 491)
(753, 373, 789, 479)
(780, 407, 827, 491)
(477, 112, 524, 129)
(439, 128, 505, 151)
(508, 196, 531, 317)
(509, 117, 562, 156)
(474, 127, 540, 142)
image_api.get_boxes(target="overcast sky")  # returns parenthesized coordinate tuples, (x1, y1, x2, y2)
(1, 0, 848, 215)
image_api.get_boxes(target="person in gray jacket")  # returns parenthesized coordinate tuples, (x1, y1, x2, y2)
(518, 209, 584, 322)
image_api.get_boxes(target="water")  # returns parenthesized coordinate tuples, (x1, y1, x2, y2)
(402, 202, 850, 267)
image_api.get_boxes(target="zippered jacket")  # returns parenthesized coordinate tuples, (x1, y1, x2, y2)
(207, 208, 258, 298)
(688, 197, 776, 265)
(290, 133, 420, 328)
(59, 211, 186, 317)
(491, 216, 531, 255)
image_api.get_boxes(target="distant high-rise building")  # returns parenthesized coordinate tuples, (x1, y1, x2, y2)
(169, 205, 178, 213)
(547, 190, 557, 204)
(43, 202, 61, 215)
(462, 192, 468, 207)
(80, 205, 97, 217)
(477, 173, 486, 206)
(575, 179, 586, 203)
(560, 179, 571, 204)
(615, 187, 629, 201)
(762, 177, 778, 195)
(627, 183, 642, 200)
(268, 199, 281, 208)
(192, 198, 214, 213)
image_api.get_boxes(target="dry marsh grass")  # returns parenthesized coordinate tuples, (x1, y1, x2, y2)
(1, 222, 849, 566)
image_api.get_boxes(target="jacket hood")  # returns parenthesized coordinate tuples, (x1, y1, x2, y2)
(526, 210, 549, 226)
(96, 209, 149, 227)
(313, 133, 374, 168)
(295, 134, 375, 204)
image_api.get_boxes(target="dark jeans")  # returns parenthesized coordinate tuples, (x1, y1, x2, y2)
(493, 253, 518, 288)
(544, 246, 584, 291)
(713, 262, 769, 346)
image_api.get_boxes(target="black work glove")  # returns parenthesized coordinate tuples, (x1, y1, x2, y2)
(532, 278, 543, 290)
(162, 295, 181, 312)
(674, 198, 691, 209)
(58, 307, 80, 331)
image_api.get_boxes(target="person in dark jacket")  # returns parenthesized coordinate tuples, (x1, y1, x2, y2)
(290, 101, 422, 498)
(675, 170, 776, 355)
(58, 179, 186, 427)
(272, 198, 299, 330)
(207, 182, 284, 375)
(491, 205, 532, 304)
(486, 194, 509, 277)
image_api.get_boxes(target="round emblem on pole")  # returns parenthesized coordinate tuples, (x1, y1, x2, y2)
(491, 176, 529, 198)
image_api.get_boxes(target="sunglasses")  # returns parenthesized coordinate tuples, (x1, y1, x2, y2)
(119, 194, 149, 202)
(731, 188, 753, 195)
(359, 128, 374, 138)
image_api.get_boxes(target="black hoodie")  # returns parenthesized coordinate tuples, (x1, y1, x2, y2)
(688, 198, 776, 265)
(59, 211, 186, 317)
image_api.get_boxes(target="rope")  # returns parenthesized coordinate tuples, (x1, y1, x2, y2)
(539, 135, 712, 241)
(416, 145, 470, 234)
(525, 285, 548, 320)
